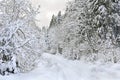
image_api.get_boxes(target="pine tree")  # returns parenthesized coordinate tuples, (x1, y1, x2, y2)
(49, 15, 56, 28)
(57, 11, 62, 24)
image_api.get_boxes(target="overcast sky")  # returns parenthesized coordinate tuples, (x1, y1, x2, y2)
(31, 0, 71, 27)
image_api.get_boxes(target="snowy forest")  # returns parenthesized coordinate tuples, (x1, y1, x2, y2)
(0, 0, 120, 80)
(42, 0, 120, 62)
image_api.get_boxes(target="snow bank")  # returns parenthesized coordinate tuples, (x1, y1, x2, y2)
(0, 53, 120, 80)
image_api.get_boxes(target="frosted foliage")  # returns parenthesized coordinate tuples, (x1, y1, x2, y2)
(98, 5, 107, 16)
(0, 0, 41, 75)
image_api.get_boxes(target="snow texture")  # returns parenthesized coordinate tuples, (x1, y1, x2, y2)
(0, 53, 120, 80)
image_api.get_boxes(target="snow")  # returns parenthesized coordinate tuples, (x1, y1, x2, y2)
(0, 53, 120, 80)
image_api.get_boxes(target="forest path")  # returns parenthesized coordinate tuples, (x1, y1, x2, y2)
(0, 53, 120, 80)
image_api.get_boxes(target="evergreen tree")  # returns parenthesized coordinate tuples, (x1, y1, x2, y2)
(49, 15, 56, 28)
(57, 11, 62, 24)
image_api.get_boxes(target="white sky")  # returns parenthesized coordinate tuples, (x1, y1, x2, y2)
(31, 0, 71, 27)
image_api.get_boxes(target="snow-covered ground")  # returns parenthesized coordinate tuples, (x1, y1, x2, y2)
(0, 53, 120, 80)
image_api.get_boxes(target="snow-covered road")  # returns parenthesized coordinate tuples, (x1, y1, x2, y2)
(0, 53, 120, 80)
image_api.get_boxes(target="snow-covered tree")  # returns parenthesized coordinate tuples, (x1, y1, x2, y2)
(0, 0, 41, 75)
(49, 15, 56, 28)
(85, 0, 120, 62)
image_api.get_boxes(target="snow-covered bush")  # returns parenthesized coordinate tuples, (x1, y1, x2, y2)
(0, 0, 41, 75)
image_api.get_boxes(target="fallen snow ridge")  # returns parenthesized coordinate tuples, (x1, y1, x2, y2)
(0, 53, 120, 80)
